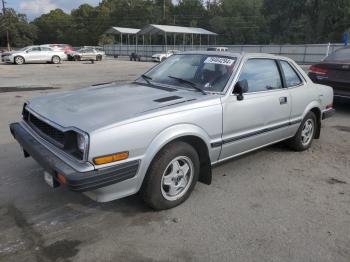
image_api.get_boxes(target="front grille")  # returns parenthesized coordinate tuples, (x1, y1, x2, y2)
(24, 109, 65, 146)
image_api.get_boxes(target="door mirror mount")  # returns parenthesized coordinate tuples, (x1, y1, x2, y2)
(233, 80, 248, 101)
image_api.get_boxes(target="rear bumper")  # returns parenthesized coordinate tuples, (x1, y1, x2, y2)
(322, 108, 335, 120)
(10, 122, 139, 192)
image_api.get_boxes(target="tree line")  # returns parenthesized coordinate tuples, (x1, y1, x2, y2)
(0, 0, 349, 48)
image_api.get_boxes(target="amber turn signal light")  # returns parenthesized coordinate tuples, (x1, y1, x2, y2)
(93, 152, 129, 165)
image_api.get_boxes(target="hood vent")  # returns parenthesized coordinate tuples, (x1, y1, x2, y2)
(154, 96, 183, 103)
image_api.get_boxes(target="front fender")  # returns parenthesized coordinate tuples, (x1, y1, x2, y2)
(134, 123, 218, 191)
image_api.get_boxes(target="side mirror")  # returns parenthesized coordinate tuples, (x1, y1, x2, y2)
(233, 80, 248, 101)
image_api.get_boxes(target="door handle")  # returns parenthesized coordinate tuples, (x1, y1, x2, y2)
(279, 97, 288, 104)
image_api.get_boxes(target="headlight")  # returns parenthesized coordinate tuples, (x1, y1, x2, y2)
(76, 133, 86, 152)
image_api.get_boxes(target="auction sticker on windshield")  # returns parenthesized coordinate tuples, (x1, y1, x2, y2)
(204, 57, 235, 66)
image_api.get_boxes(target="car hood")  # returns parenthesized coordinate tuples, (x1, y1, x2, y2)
(27, 82, 214, 132)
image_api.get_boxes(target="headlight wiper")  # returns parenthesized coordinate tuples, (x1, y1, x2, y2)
(168, 75, 206, 95)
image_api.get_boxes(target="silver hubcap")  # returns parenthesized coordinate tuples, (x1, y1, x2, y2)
(161, 156, 194, 201)
(16, 57, 23, 64)
(301, 119, 314, 146)
(53, 57, 59, 63)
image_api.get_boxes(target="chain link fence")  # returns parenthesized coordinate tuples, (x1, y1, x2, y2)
(103, 43, 345, 64)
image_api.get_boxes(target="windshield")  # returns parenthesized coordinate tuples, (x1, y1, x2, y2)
(143, 54, 236, 92)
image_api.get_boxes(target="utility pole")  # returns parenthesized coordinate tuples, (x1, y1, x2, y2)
(1, 0, 10, 50)
(163, 0, 166, 21)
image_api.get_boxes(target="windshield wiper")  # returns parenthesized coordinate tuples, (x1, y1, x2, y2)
(168, 75, 206, 95)
(141, 74, 152, 85)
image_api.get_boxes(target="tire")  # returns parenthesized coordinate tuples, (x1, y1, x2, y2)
(142, 141, 200, 210)
(287, 111, 317, 151)
(96, 55, 102, 61)
(14, 56, 25, 65)
(51, 56, 61, 64)
(160, 57, 165, 62)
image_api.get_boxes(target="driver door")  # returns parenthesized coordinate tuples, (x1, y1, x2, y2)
(219, 58, 293, 160)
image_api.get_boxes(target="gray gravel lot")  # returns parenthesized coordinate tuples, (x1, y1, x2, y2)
(0, 60, 349, 262)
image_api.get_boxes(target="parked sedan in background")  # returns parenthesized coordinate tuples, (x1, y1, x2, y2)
(308, 47, 350, 99)
(10, 52, 334, 210)
(68, 47, 105, 61)
(2, 45, 67, 65)
(152, 50, 179, 62)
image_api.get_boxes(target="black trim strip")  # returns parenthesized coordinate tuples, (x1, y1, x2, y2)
(211, 119, 302, 148)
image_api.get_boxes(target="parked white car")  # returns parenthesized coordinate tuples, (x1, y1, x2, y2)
(10, 52, 334, 210)
(152, 50, 179, 62)
(2, 45, 67, 65)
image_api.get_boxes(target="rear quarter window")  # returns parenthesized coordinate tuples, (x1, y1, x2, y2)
(280, 61, 302, 87)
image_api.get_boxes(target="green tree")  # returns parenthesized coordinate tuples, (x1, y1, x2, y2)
(0, 9, 37, 47)
(33, 9, 73, 44)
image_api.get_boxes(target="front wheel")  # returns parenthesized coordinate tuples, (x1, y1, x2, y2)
(287, 111, 317, 151)
(96, 55, 102, 61)
(14, 56, 25, 65)
(52, 56, 61, 64)
(142, 141, 200, 210)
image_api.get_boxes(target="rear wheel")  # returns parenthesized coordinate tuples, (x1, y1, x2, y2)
(142, 141, 200, 210)
(14, 56, 25, 65)
(96, 55, 102, 61)
(288, 111, 317, 151)
(51, 56, 61, 64)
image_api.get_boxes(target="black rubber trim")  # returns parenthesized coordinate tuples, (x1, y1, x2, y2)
(9, 123, 139, 192)
(211, 120, 302, 148)
(322, 109, 335, 120)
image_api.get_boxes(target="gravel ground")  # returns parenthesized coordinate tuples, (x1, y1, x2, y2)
(0, 59, 349, 262)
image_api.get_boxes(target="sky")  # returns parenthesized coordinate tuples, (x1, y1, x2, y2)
(8, 0, 101, 20)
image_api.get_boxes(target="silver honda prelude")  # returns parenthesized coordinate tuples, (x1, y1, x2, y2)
(10, 52, 335, 210)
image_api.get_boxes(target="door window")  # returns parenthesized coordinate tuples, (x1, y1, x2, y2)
(280, 61, 302, 87)
(238, 59, 283, 93)
(40, 47, 52, 51)
(28, 47, 40, 52)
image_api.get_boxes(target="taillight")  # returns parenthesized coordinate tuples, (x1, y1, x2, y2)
(326, 104, 333, 109)
(310, 65, 328, 75)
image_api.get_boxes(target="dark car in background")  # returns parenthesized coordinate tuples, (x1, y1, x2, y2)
(308, 47, 350, 99)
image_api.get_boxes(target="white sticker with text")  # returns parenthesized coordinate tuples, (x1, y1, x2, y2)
(204, 57, 235, 66)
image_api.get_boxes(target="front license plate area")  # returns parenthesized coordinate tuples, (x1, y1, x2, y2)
(44, 171, 60, 188)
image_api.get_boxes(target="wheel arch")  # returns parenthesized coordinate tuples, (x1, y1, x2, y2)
(138, 124, 215, 191)
(310, 107, 321, 139)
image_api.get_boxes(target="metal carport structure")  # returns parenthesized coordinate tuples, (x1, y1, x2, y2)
(137, 24, 218, 50)
(105, 27, 140, 45)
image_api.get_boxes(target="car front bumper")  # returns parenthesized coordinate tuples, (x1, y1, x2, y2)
(10, 122, 139, 192)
